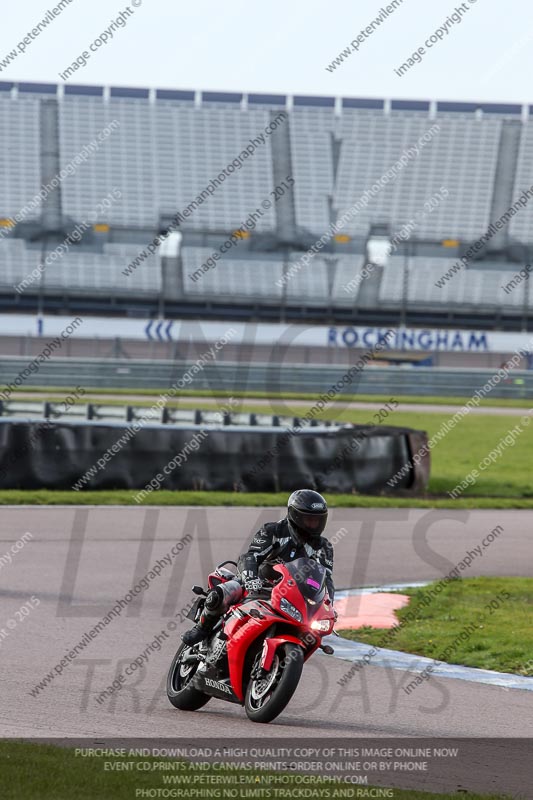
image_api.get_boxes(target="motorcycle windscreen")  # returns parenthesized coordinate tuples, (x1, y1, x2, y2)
(285, 558, 327, 604)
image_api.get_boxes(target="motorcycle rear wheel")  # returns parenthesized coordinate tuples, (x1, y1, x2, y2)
(245, 642, 303, 723)
(167, 643, 211, 711)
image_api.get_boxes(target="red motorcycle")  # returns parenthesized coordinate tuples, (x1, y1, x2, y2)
(167, 557, 336, 723)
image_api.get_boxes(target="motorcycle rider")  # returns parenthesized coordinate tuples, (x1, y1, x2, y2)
(181, 489, 335, 646)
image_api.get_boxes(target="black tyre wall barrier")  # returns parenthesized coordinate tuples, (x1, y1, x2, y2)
(0, 420, 429, 495)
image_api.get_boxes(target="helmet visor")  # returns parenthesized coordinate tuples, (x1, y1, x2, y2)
(290, 508, 327, 538)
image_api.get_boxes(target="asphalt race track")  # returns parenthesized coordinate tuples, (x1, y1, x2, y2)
(1, 506, 532, 796)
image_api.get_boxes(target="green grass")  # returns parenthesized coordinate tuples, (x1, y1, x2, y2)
(339, 577, 533, 675)
(3, 489, 533, 508)
(9, 385, 533, 408)
(382, 410, 533, 499)
(0, 740, 514, 800)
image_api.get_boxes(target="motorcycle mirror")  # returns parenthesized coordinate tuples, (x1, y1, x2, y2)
(192, 585, 207, 596)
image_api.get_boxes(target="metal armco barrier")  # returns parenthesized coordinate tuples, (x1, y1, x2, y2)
(0, 357, 532, 398)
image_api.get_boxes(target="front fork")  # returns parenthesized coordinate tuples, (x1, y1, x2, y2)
(256, 634, 310, 676)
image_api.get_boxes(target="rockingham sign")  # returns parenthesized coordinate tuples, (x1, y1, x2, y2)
(327, 326, 490, 352)
(3, 315, 533, 355)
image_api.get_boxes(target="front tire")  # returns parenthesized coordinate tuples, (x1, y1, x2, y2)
(167, 643, 211, 711)
(245, 643, 303, 723)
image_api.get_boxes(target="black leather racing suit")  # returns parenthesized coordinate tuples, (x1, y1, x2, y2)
(186, 518, 335, 640)
(237, 518, 335, 600)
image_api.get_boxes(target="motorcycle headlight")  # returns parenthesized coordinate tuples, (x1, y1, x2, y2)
(280, 597, 303, 622)
(311, 619, 332, 633)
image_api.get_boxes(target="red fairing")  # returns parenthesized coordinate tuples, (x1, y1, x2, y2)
(224, 600, 280, 701)
(208, 567, 234, 590)
(260, 635, 304, 672)
(223, 561, 335, 701)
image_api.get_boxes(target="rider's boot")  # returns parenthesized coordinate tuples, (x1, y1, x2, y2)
(181, 587, 222, 646)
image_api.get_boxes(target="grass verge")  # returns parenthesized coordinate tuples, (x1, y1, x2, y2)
(339, 577, 533, 675)
(2, 490, 533, 508)
(7, 385, 532, 408)
(0, 740, 513, 800)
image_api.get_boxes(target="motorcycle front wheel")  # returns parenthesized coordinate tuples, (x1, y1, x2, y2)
(167, 643, 211, 711)
(244, 642, 303, 723)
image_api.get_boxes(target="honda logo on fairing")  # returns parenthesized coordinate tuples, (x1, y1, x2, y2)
(205, 677, 232, 694)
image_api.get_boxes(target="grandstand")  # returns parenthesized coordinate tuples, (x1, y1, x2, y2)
(1, 82, 533, 329)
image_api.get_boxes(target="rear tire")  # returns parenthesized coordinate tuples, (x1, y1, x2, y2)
(166, 643, 211, 711)
(245, 643, 303, 723)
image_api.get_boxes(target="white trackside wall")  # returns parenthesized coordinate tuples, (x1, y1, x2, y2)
(2, 315, 533, 355)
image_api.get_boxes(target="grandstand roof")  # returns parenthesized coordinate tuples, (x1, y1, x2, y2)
(0, 80, 527, 115)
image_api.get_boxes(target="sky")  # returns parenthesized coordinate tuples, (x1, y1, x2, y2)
(1, 0, 533, 104)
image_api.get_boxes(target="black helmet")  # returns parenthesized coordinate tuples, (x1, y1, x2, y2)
(287, 489, 328, 544)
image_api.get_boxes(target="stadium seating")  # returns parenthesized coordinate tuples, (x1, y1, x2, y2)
(330, 256, 368, 304)
(379, 256, 530, 308)
(59, 97, 276, 230)
(289, 108, 335, 234)
(336, 113, 500, 240)
(0, 83, 532, 315)
(0, 239, 38, 288)
(182, 248, 283, 301)
(0, 237, 161, 295)
(0, 96, 41, 223)
(285, 253, 329, 304)
(43, 252, 161, 294)
(182, 249, 363, 305)
(0, 88, 524, 239)
(509, 124, 533, 241)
